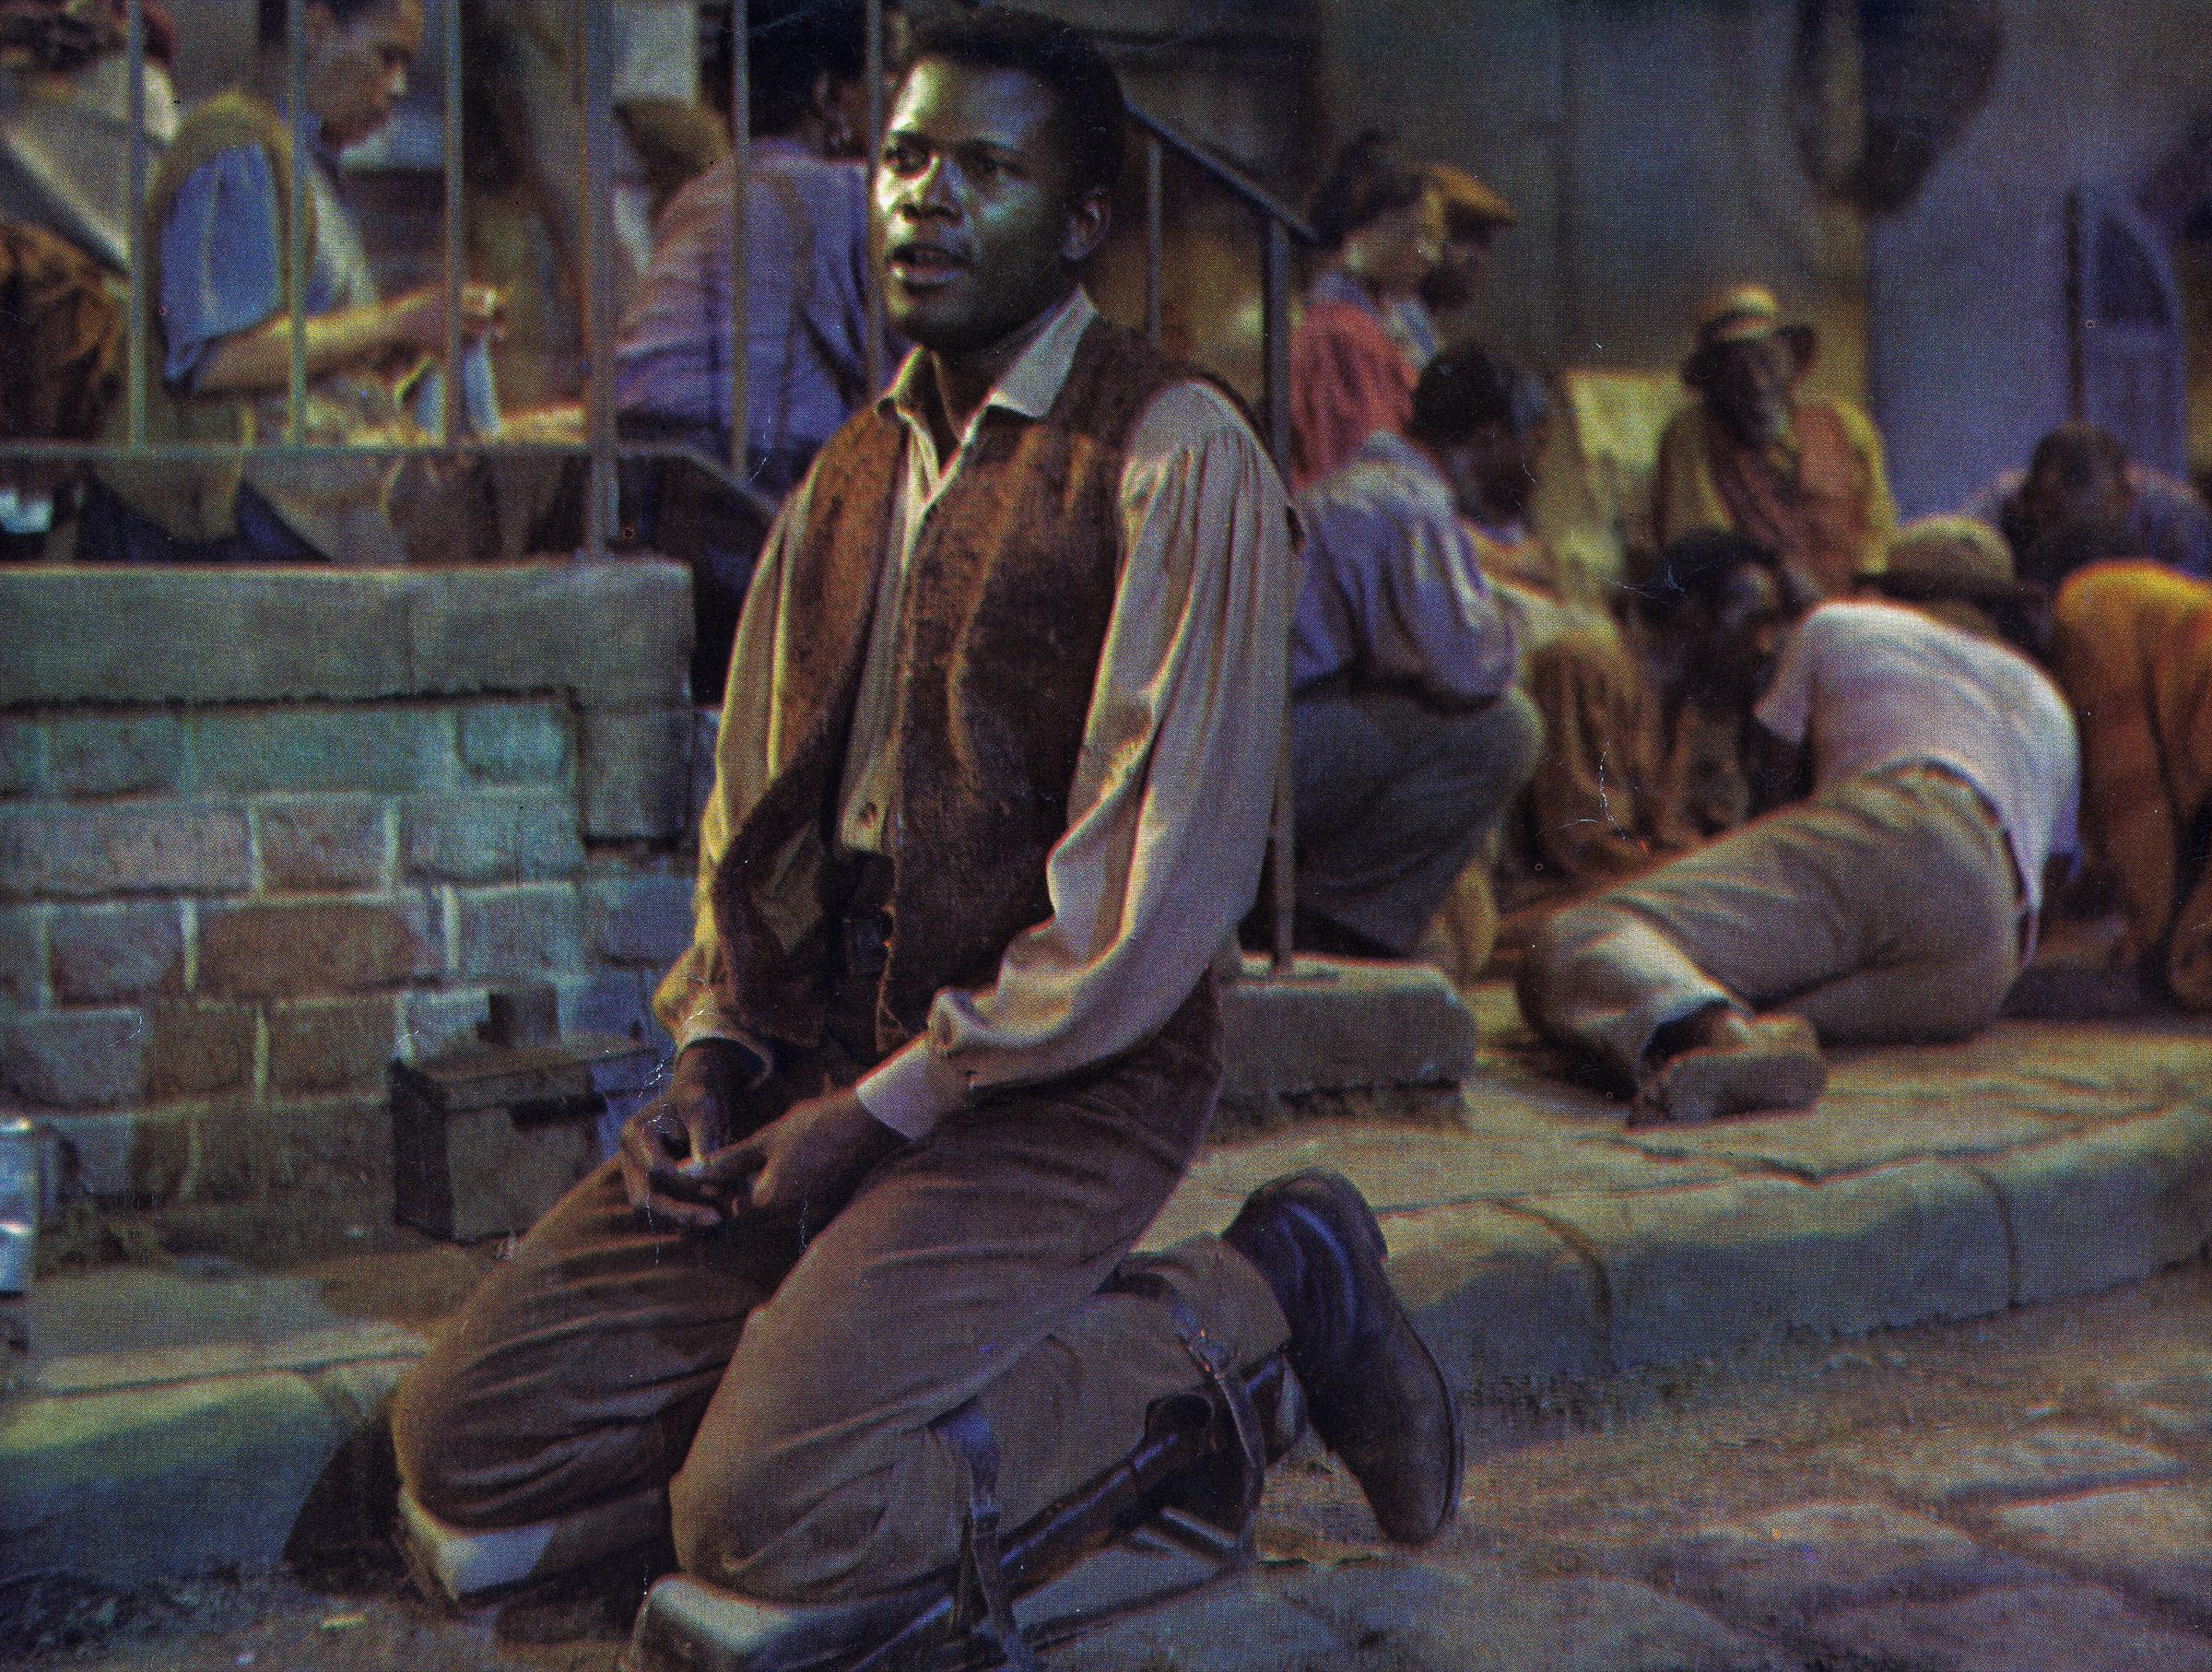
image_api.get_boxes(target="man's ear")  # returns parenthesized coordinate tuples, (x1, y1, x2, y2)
(1061, 186, 1112, 265)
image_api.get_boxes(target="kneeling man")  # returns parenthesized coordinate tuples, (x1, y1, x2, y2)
(1520, 517, 2078, 1123)
(390, 9, 1457, 1654)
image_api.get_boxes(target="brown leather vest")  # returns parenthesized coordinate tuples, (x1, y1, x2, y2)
(709, 313, 1212, 1057)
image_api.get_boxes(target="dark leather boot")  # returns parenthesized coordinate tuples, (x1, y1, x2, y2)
(1222, 1170, 1461, 1544)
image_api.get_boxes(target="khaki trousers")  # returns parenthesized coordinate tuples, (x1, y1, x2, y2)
(1520, 768, 2025, 1085)
(391, 989, 1288, 1605)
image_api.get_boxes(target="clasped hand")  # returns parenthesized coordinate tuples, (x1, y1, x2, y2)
(617, 1041, 903, 1230)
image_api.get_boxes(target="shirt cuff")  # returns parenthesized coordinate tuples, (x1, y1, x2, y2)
(854, 1037, 974, 1140)
(671, 1008, 776, 1089)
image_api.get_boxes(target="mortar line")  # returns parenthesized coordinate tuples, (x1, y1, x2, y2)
(1492, 1198, 1616, 1369)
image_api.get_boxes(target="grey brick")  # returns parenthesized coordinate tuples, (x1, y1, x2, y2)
(0, 1007, 147, 1109)
(190, 706, 457, 795)
(407, 560, 690, 708)
(198, 895, 443, 999)
(0, 802, 252, 901)
(265, 996, 400, 1094)
(45, 715, 185, 797)
(397, 986, 491, 1062)
(402, 791, 585, 883)
(48, 901, 186, 1004)
(0, 716, 45, 796)
(455, 884, 586, 983)
(459, 701, 572, 784)
(580, 708, 694, 842)
(253, 795, 394, 892)
(143, 1003, 259, 1103)
(0, 903, 46, 1006)
(583, 871, 694, 968)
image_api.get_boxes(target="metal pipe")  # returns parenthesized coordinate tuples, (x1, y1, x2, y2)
(580, 3, 617, 558)
(441, 0, 465, 443)
(727, 2, 749, 478)
(1124, 104, 1317, 246)
(1261, 215, 1296, 971)
(1144, 134, 1163, 347)
(123, 0, 147, 445)
(286, 0, 309, 444)
(863, 0, 887, 392)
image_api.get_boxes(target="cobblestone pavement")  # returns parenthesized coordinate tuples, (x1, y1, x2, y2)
(13, 1260, 2212, 1670)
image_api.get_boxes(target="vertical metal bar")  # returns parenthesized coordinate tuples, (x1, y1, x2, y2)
(1144, 134, 1163, 347)
(727, 3, 750, 477)
(286, 0, 310, 444)
(441, 0, 465, 443)
(2064, 188, 2088, 423)
(863, 0, 886, 391)
(1261, 215, 1296, 971)
(124, 0, 147, 445)
(581, 4, 617, 558)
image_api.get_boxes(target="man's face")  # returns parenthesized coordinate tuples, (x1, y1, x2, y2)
(1348, 188, 1446, 301)
(1690, 563, 1789, 705)
(1703, 336, 1796, 448)
(875, 58, 1102, 356)
(306, 0, 423, 151)
(1419, 222, 1498, 314)
(2021, 458, 2128, 541)
(1457, 417, 1547, 522)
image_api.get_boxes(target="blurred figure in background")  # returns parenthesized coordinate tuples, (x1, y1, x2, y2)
(1963, 421, 2211, 584)
(1414, 161, 1514, 345)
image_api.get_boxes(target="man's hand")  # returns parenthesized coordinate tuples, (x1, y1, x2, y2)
(617, 1039, 758, 1229)
(717, 1089, 905, 1230)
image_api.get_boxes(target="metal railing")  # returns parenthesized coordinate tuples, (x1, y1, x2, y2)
(9, 0, 1317, 971)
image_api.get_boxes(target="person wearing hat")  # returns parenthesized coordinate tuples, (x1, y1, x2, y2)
(1652, 282, 1896, 600)
(2048, 559, 2212, 1011)
(1413, 162, 1516, 346)
(1518, 515, 2077, 1124)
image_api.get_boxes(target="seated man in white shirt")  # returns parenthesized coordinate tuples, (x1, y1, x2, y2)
(1519, 516, 2079, 1124)
(1285, 340, 1545, 958)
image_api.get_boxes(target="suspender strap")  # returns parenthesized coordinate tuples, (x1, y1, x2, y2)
(930, 1401, 1042, 1672)
(1110, 1268, 1267, 1555)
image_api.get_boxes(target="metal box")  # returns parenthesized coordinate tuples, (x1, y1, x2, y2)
(390, 1030, 662, 1243)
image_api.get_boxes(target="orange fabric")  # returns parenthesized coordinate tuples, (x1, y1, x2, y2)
(1288, 298, 1415, 493)
(2050, 560, 2212, 1008)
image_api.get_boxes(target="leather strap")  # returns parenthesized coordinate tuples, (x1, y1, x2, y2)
(931, 1401, 1042, 1672)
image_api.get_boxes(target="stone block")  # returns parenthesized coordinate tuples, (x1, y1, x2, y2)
(36, 1111, 139, 1196)
(44, 714, 186, 797)
(1618, 1095, 2066, 1181)
(266, 996, 401, 1095)
(0, 1007, 147, 1109)
(143, 1002, 258, 1102)
(1218, 955, 1479, 1099)
(402, 790, 584, 883)
(459, 700, 572, 783)
(47, 900, 185, 1004)
(1867, 1425, 2183, 1507)
(253, 795, 394, 892)
(580, 707, 694, 842)
(583, 870, 695, 968)
(1524, 1162, 2008, 1370)
(1647, 1501, 2051, 1627)
(454, 883, 586, 983)
(0, 801, 251, 901)
(1049, 1581, 1347, 1672)
(1802, 1584, 2212, 1672)
(198, 895, 442, 999)
(0, 902, 46, 1005)
(1383, 1201, 1607, 1384)
(397, 986, 492, 1062)
(190, 705, 458, 795)
(184, 1096, 392, 1203)
(0, 716, 43, 795)
(1991, 1485, 2212, 1620)
(0, 1372, 346, 1585)
(1968, 1105, 2212, 1305)
(559, 971, 667, 1048)
(406, 559, 690, 708)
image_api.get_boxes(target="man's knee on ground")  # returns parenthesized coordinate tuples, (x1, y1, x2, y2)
(667, 1442, 910, 1602)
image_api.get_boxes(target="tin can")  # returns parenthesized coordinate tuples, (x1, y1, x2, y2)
(0, 1115, 56, 1295)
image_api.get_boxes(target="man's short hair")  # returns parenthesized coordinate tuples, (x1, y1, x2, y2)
(2024, 421, 2128, 498)
(1407, 342, 1547, 447)
(1306, 130, 1429, 251)
(1640, 530, 1788, 621)
(900, 7, 1126, 204)
(708, 1, 875, 137)
(259, 0, 387, 48)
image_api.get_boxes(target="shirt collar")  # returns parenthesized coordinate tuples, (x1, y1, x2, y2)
(1308, 266, 1382, 318)
(883, 287, 1098, 434)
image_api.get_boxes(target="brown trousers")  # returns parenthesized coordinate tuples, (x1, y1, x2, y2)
(391, 985, 1288, 1606)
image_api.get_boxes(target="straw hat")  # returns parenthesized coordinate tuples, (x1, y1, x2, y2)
(1859, 516, 2041, 635)
(1429, 163, 1517, 233)
(1681, 283, 1818, 386)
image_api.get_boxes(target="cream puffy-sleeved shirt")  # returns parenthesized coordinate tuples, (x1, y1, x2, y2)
(654, 288, 1297, 1138)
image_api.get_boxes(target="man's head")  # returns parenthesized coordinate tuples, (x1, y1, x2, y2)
(1418, 164, 1515, 315)
(875, 9, 1122, 356)
(1681, 284, 1815, 450)
(1645, 530, 1799, 705)
(1406, 342, 1551, 524)
(1308, 132, 1444, 303)
(260, 0, 424, 151)
(2016, 422, 2131, 555)
(714, 0, 890, 153)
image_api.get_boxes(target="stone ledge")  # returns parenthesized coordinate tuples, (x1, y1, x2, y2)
(1218, 954, 1478, 1101)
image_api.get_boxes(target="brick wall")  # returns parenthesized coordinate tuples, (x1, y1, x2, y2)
(0, 561, 703, 1217)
